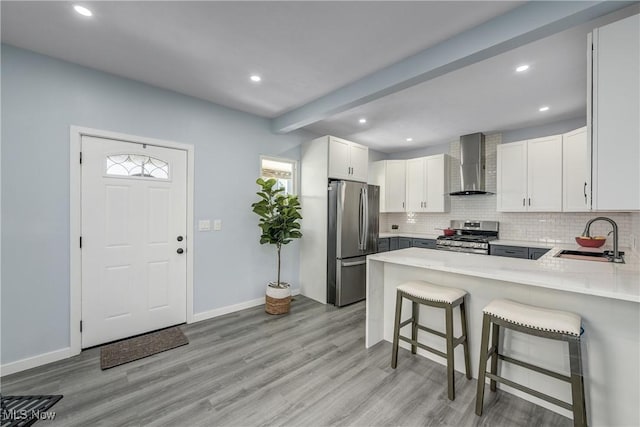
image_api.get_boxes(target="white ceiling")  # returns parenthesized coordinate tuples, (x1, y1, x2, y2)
(2, 1, 636, 152)
(305, 22, 590, 152)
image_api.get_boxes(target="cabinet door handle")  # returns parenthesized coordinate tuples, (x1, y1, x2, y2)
(584, 182, 588, 204)
(522, 198, 525, 206)
(528, 198, 531, 206)
(402, 202, 405, 208)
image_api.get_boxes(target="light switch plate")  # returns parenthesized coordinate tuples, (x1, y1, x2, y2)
(213, 219, 222, 231)
(198, 219, 211, 231)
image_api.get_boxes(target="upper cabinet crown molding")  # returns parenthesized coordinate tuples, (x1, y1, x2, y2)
(590, 14, 640, 211)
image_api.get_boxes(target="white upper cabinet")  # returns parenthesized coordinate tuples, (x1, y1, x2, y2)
(527, 135, 563, 211)
(425, 155, 448, 212)
(590, 14, 640, 211)
(406, 158, 425, 212)
(328, 136, 368, 182)
(497, 136, 562, 212)
(563, 127, 591, 212)
(371, 160, 406, 212)
(497, 141, 528, 212)
(405, 154, 449, 213)
(328, 137, 351, 180)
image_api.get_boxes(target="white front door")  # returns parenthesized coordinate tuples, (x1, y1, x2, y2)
(81, 136, 187, 348)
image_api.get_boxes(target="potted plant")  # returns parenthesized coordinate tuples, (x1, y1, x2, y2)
(251, 177, 302, 314)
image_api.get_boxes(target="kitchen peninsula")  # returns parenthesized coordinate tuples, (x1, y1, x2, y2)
(366, 247, 639, 426)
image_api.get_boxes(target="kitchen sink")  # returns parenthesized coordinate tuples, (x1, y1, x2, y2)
(555, 249, 625, 263)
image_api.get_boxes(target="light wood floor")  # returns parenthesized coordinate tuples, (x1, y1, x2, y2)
(1, 296, 570, 426)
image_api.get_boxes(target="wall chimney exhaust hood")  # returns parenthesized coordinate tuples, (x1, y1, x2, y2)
(450, 133, 492, 195)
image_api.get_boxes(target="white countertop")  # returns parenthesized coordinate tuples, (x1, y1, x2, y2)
(491, 239, 558, 248)
(379, 232, 440, 239)
(380, 234, 571, 249)
(367, 245, 640, 303)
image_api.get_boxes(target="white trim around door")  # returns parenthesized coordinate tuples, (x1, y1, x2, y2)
(69, 126, 195, 357)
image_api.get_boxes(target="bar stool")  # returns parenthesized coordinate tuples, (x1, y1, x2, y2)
(475, 299, 587, 427)
(391, 280, 471, 400)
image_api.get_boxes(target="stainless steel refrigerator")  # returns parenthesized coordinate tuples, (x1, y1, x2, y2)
(327, 180, 380, 307)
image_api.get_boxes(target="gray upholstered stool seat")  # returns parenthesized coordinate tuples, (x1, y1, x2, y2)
(475, 298, 587, 427)
(391, 280, 471, 401)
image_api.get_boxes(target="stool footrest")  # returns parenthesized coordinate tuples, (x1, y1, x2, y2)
(399, 318, 413, 328)
(399, 335, 447, 359)
(454, 336, 466, 347)
(485, 373, 573, 411)
(417, 324, 447, 339)
(499, 354, 571, 382)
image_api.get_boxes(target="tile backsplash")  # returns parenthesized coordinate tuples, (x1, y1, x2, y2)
(380, 133, 637, 249)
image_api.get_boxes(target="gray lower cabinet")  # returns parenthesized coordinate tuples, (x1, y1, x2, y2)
(378, 236, 438, 253)
(490, 245, 529, 259)
(398, 237, 412, 249)
(390, 237, 399, 251)
(490, 244, 551, 260)
(528, 247, 550, 260)
(412, 238, 437, 249)
(377, 238, 390, 252)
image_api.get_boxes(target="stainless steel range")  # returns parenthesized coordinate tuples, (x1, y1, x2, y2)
(436, 220, 499, 255)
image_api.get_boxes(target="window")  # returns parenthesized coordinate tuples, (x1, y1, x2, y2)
(260, 156, 297, 195)
(105, 154, 169, 179)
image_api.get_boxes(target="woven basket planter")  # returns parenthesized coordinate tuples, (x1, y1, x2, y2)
(266, 282, 291, 315)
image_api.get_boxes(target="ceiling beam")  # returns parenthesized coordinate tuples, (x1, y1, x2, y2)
(272, 1, 633, 133)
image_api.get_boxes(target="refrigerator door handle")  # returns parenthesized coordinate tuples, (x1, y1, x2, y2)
(342, 260, 366, 267)
(362, 187, 368, 251)
(358, 188, 365, 250)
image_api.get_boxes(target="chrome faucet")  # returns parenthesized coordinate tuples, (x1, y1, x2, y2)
(582, 217, 624, 263)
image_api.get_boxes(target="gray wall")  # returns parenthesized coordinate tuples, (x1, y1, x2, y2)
(386, 142, 449, 160)
(382, 116, 587, 159)
(1, 45, 316, 364)
(501, 116, 586, 144)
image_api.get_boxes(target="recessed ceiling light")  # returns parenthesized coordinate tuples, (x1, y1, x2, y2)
(539, 106, 550, 112)
(359, 118, 367, 124)
(73, 5, 93, 17)
(406, 138, 413, 142)
(516, 64, 530, 72)
(250, 75, 261, 83)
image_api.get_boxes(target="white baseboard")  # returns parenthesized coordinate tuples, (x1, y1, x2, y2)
(1, 347, 77, 377)
(1, 290, 302, 376)
(192, 289, 301, 323)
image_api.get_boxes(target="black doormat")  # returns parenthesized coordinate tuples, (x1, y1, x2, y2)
(100, 326, 189, 370)
(1, 395, 63, 427)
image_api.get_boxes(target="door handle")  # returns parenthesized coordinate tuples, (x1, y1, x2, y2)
(584, 182, 588, 204)
(358, 188, 365, 250)
(528, 198, 531, 206)
(362, 187, 369, 251)
(342, 260, 366, 267)
(177, 236, 184, 242)
(522, 198, 525, 206)
(177, 248, 184, 254)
